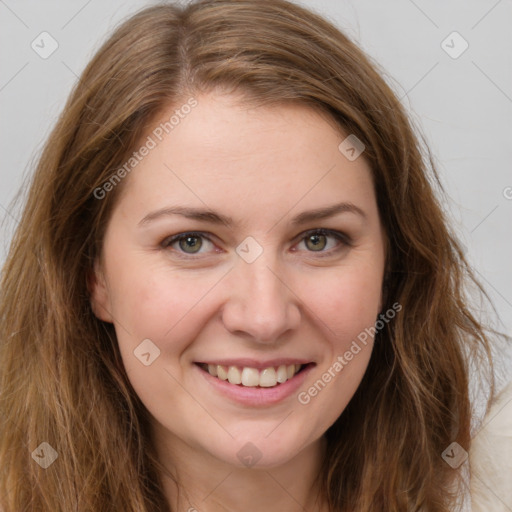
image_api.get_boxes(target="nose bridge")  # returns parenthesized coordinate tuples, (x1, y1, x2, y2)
(244, 254, 284, 309)
(222, 247, 299, 342)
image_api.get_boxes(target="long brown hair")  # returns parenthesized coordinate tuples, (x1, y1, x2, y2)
(0, 0, 499, 510)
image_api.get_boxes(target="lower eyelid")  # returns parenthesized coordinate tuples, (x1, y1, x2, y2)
(295, 234, 350, 254)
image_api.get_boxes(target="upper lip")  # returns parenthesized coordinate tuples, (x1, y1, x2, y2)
(196, 358, 313, 370)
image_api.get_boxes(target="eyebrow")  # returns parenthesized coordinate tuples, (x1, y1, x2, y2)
(138, 201, 367, 228)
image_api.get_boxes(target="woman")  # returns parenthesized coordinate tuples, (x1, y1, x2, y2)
(0, 0, 510, 510)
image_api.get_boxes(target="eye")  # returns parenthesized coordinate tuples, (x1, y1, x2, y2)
(294, 229, 350, 255)
(161, 232, 216, 256)
(161, 228, 350, 259)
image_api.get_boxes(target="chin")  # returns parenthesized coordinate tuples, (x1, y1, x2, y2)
(207, 426, 320, 470)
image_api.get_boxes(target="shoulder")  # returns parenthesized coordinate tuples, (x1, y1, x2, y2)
(469, 378, 512, 511)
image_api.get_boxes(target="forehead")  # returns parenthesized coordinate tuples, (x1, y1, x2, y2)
(114, 92, 377, 225)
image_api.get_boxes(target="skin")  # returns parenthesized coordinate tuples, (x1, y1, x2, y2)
(90, 92, 386, 512)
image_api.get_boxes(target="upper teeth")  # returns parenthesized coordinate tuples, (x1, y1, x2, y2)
(204, 364, 302, 387)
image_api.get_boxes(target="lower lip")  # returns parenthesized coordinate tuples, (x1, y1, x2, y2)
(194, 363, 315, 407)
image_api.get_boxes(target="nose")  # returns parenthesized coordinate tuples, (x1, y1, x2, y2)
(221, 253, 301, 344)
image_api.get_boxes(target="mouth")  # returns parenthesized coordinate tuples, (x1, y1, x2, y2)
(195, 362, 311, 388)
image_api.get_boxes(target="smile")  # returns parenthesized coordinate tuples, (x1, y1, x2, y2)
(198, 362, 303, 388)
(194, 359, 315, 406)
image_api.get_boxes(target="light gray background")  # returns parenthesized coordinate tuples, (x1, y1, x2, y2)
(1, 0, 511, 356)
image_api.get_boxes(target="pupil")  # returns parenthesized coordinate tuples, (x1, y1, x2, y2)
(308, 234, 326, 251)
(181, 236, 201, 253)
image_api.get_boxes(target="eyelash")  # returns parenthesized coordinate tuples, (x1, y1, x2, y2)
(161, 228, 351, 259)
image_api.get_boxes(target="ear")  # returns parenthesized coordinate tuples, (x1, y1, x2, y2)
(87, 261, 114, 323)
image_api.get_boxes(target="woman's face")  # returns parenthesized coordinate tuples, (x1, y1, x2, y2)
(91, 92, 386, 469)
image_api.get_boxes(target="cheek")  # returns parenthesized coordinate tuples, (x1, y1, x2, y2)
(308, 262, 383, 344)
(109, 262, 202, 331)
(107, 267, 215, 419)
(294, 269, 381, 431)
(108, 262, 225, 366)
